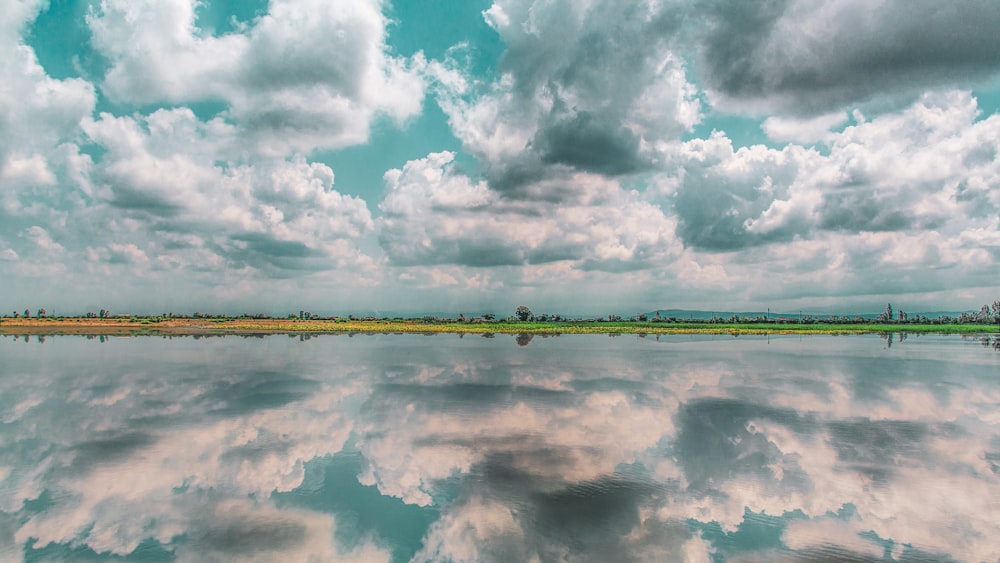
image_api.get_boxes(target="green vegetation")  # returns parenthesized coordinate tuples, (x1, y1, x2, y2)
(1, 301, 998, 336)
(215, 319, 995, 335)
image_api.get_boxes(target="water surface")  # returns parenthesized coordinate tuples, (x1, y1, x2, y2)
(1, 333, 998, 562)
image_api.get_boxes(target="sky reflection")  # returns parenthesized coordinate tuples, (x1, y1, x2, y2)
(0, 334, 997, 561)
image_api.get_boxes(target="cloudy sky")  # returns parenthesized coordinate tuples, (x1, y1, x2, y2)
(3, 0, 1000, 316)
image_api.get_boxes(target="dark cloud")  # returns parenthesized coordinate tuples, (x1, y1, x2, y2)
(378, 227, 523, 267)
(534, 111, 647, 175)
(373, 382, 571, 412)
(221, 233, 328, 274)
(673, 170, 802, 251)
(497, 1, 680, 103)
(231, 233, 316, 258)
(818, 192, 915, 232)
(827, 419, 929, 485)
(193, 513, 308, 556)
(68, 432, 158, 473)
(698, 0, 791, 101)
(674, 398, 814, 492)
(674, 185, 759, 250)
(528, 474, 664, 560)
(201, 370, 321, 415)
(238, 104, 354, 146)
(697, 0, 1000, 113)
(447, 0, 698, 192)
(107, 184, 182, 217)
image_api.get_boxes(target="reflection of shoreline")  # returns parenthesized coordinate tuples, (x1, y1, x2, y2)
(1, 318, 996, 337)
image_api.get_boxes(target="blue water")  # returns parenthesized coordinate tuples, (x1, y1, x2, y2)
(0, 333, 997, 562)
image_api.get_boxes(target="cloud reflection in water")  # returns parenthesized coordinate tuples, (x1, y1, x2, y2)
(0, 333, 997, 561)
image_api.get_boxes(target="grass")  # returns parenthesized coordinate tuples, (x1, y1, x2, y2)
(0, 317, 996, 336)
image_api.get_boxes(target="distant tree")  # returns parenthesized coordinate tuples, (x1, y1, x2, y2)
(885, 303, 893, 323)
(482, 313, 496, 321)
(24, 309, 30, 318)
(37, 308, 46, 318)
(637, 313, 648, 322)
(12, 311, 18, 318)
(992, 300, 1000, 329)
(515, 305, 532, 322)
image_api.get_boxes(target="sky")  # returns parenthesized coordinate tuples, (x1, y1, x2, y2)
(2, 0, 1000, 316)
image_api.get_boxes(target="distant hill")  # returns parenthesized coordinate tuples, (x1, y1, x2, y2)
(644, 309, 974, 321)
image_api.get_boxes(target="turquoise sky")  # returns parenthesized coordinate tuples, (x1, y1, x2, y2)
(3, 0, 1000, 315)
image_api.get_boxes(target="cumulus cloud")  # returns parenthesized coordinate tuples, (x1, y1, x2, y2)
(88, 0, 425, 155)
(696, 0, 1000, 114)
(71, 108, 375, 278)
(658, 92, 999, 300)
(0, 1, 95, 264)
(435, 0, 700, 187)
(4, 0, 1000, 312)
(400, 1, 1000, 305)
(372, 90, 1000, 305)
(378, 151, 679, 272)
(0, 5, 95, 170)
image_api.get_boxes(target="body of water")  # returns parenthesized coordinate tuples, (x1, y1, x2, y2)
(0, 333, 998, 562)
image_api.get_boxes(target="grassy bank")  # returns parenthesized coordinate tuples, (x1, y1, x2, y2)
(0, 317, 996, 336)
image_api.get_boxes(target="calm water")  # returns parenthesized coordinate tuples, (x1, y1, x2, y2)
(0, 333, 998, 562)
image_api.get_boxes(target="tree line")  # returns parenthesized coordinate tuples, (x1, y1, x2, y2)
(3, 301, 999, 326)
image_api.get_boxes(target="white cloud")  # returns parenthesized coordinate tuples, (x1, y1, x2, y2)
(372, 91, 1000, 307)
(648, 91, 1000, 305)
(0, 0, 95, 220)
(77, 108, 375, 277)
(0, 154, 57, 187)
(88, 0, 426, 155)
(761, 111, 849, 143)
(378, 151, 680, 274)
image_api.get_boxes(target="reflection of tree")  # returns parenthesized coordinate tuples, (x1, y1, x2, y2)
(881, 333, 892, 348)
(979, 336, 1000, 351)
(879, 332, 910, 349)
(515, 333, 534, 347)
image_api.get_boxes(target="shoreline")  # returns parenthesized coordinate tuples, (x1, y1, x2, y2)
(1, 318, 996, 336)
